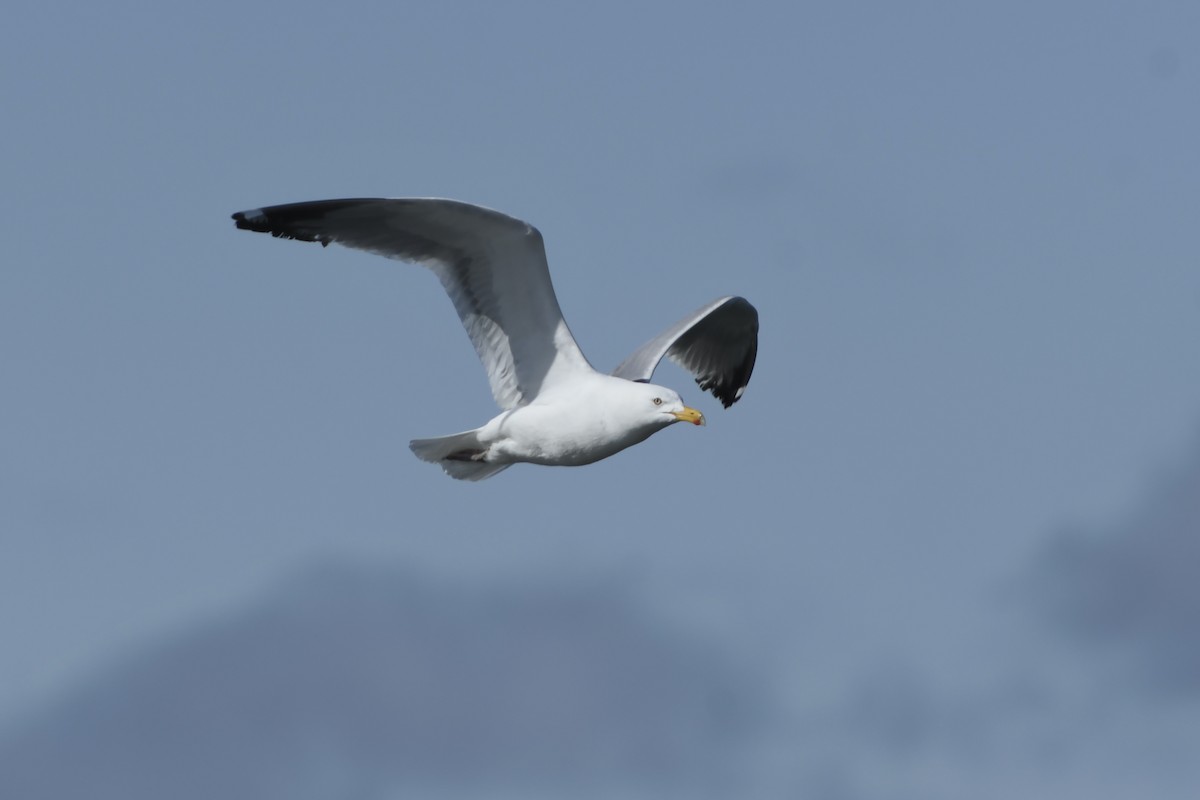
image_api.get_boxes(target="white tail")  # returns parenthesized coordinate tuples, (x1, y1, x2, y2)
(409, 429, 511, 481)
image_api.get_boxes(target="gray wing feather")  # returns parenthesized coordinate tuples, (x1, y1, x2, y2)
(612, 296, 758, 408)
(232, 198, 593, 410)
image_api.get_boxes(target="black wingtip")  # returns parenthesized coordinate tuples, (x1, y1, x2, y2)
(699, 378, 745, 409)
(231, 206, 334, 245)
(231, 199, 379, 246)
(232, 208, 272, 233)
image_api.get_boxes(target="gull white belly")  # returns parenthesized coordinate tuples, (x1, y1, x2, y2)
(484, 401, 659, 467)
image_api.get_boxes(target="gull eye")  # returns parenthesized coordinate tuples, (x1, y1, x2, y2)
(652, 397, 663, 406)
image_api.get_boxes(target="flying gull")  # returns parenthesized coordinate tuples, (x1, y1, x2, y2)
(232, 198, 758, 480)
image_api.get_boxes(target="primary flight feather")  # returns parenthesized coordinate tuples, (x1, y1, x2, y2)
(232, 198, 758, 480)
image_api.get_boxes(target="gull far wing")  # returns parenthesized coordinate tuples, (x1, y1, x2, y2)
(232, 198, 593, 410)
(612, 296, 758, 408)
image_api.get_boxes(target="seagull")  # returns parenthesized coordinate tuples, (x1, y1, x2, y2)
(232, 198, 758, 480)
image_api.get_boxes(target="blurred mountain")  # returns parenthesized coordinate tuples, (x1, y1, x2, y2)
(0, 562, 766, 800)
(1030, 437, 1200, 693)
(769, 436, 1200, 800)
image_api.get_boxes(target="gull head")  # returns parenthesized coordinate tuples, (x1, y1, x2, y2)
(625, 381, 706, 430)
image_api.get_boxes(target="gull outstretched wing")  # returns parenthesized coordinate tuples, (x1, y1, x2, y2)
(233, 198, 593, 409)
(612, 296, 758, 408)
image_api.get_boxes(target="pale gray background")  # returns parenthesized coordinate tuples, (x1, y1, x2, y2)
(2, 1, 1199, 797)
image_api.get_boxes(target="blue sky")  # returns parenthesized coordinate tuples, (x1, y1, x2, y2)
(3, 1, 1199, 796)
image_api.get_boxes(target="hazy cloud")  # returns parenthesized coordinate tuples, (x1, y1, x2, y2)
(0, 562, 766, 799)
(1029, 436, 1200, 693)
(776, 434, 1200, 799)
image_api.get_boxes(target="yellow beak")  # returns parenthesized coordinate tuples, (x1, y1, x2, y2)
(672, 406, 706, 426)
